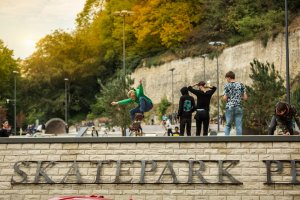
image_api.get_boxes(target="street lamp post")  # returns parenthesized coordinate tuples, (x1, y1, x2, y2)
(169, 68, 175, 124)
(201, 54, 209, 81)
(13, 71, 18, 135)
(285, 0, 290, 104)
(113, 10, 134, 85)
(64, 78, 69, 124)
(209, 41, 225, 132)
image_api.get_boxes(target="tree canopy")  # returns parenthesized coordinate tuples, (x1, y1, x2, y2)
(1, 0, 299, 127)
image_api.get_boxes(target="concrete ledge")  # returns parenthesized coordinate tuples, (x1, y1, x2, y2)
(0, 135, 300, 143)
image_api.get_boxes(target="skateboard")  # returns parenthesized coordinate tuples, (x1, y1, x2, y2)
(129, 113, 143, 136)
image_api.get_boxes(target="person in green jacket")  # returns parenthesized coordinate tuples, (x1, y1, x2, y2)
(111, 80, 153, 121)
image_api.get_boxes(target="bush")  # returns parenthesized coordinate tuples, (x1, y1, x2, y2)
(157, 97, 171, 121)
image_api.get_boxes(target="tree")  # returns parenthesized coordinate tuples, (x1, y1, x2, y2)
(90, 75, 133, 136)
(0, 39, 19, 124)
(132, 0, 203, 49)
(157, 96, 171, 121)
(291, 74, 300, 112)
(243, 59, 285, 134)
(19, 30, 105, 125)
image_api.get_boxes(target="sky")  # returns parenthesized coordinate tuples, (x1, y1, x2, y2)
(0, 0, 86, 59)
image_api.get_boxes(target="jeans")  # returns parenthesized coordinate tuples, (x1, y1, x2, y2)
(224, 106, 243, 136)
(130, 97, 153, 121)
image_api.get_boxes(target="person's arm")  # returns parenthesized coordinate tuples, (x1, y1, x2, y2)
(111, 98, 133, 106)
(191, 97, 196, 112)
(206, 86, 217, 95)
(187, 86, 200, 95)
(241, 83, 248, 100)
(177, 97, 183, 118)
(242, 93, 248, 100)
(117, 98, 133, 105)
(293, 107, 300, 129)
(136, 79, 144, 97)
(223, 84, 229, 101)
(223, 95, 228, 101)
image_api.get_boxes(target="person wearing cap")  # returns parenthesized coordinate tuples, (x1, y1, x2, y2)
(268, 101, 300, 135)
(188, 81, 216, 136)
(111, 80, 153, 121)
(223, 71, 248, 136)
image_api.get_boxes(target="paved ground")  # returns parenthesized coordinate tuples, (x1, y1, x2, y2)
(13, 123, 230, 138)
(71, 123, 229, 137)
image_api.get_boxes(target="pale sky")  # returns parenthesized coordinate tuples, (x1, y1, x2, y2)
(0, 0, 86, 59)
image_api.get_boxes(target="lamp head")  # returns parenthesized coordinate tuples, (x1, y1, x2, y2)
(209, 41, 225, 46)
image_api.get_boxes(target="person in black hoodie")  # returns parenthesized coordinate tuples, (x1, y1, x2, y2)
(188, 81, 216, 136)
(177, 87, 195, 136)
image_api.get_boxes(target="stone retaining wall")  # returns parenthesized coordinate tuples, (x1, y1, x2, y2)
(0, 137, 299, 200)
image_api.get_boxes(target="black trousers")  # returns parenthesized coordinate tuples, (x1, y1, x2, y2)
(180, 118, 192, 136)
(195, 110, 209, 136)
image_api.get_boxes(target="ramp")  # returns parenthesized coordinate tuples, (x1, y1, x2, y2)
(76, 127, 88, 137)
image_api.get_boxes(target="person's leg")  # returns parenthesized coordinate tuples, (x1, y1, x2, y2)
(196, 119, 202, 136)
(234, 107, 243, 136)
(203, 111, 209, 136)
(224, 108, 234, 136)
(139, 97, 153, 113)
(130, 107, 141, 121)
(186, 118, 192, 136)
(168, 129, 172, 136)
(179, 118, 185, 136)
(268, 115, 277, 135)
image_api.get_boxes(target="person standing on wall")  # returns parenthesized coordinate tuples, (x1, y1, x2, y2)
(188, 81, 216, 136)
(177, 87, 195, 136)
(223, 71, 248, 136)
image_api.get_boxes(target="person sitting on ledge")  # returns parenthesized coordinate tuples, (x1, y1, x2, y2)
(268, 101, 300, 135)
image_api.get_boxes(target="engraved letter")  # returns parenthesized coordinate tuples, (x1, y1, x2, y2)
(156, 161, 179, 184)
(139, 160, 157, 184)
(187, 160, 209, 184)
(263, 160, 283, 184)
(218, 160, 242, 184)
(11, 161, 29, 184)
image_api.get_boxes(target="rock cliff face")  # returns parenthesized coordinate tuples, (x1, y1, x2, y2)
(131, 26, 300, 105)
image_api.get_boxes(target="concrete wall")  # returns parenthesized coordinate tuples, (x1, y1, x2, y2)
(1, 137, 300, 200)
(131, 27, 300, 105)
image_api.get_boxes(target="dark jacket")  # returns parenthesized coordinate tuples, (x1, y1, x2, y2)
(274, 103, 300, 134)
(188, 86, 216, 111)
(178, 87, 195, 118)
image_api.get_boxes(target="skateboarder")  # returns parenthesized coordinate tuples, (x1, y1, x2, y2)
(111, 80, 153, 121)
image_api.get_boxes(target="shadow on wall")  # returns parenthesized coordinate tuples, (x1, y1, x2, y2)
(45, 118, 67, 134)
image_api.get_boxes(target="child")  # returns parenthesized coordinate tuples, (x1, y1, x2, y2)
(91, 126, 99, 137)
(172, 126, 180, 136)
(165, 118, 173, 136)
(177, 87, 195, 136)
(111, 80, 153, 121)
